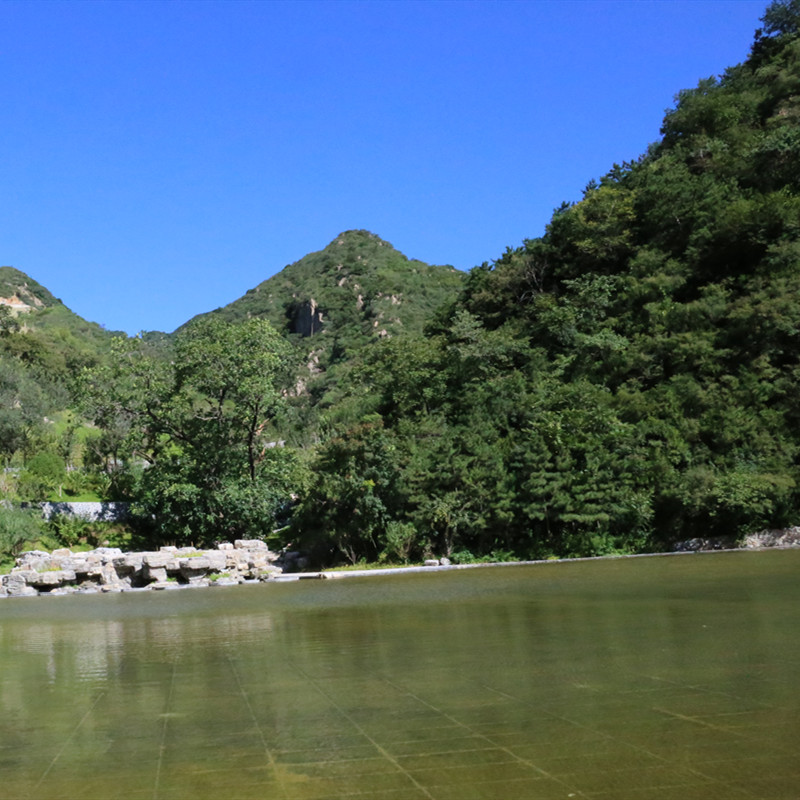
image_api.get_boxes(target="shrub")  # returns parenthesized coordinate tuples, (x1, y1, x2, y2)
(0, 506, 45, 566)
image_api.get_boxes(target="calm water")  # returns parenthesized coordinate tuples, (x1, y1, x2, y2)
(1, 551, 799, 800)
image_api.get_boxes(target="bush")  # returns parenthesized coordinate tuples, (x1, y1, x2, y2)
(46, 513, 91, 548)
(382, 520, 417, 564)
(0, 506, 45, 567)
(18, 452, 66, 500)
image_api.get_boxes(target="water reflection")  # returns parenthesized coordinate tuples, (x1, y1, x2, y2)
(1, 552, 799, 799)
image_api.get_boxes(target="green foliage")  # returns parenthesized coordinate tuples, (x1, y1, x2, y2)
(7, 10, 800, 564)
(291, 11, 800, 564)
(757, 0, 800, 41)
(182, 230, 463, 442)
(185, 230, 462, 347)
(18, 451, 66, 500)
(83, 317, 299, 546)
(291, 417, 405, 564)
(42, 513, 138, 551)
(0, 506, 44, 568)
(0, 305, 20, 336)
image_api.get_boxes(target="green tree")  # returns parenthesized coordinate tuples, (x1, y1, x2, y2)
(18, 451, 66, 500)
(292, 418, 405, 564)
(0, 506, 44, 567)
(83, 317, 298, 546)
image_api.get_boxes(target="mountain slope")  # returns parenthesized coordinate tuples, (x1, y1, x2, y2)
(289, 1, 800, 564)
(186, 230, 463, 360)
(0, 266, 120, 377)
(0, 266, 60, 311)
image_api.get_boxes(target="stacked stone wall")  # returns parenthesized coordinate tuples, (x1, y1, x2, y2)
(0, 539, 281, 597)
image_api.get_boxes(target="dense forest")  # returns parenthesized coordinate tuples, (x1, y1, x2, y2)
(2, 0, 799, 568)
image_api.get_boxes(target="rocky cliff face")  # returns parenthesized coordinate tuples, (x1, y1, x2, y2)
(0, 293, 41, 314)
(289, 298, 324, 337)
(0, 266, 60, 310)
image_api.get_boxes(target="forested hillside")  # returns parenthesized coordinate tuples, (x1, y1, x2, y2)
(3, 1, 799, 568)
(289, 0, 800, 564)
(0, 267, 121, 511)
(184, 230, 464, 435)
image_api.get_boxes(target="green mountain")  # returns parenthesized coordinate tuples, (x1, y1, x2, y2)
(183, 230, 464, 428)
(0, 267, 125, 482)
(0, 266, 60, 309)
(187, 229, 462, 349)
(290, 1, 800, 564)
(6, 1, 800, 568)
(0, 266, 121, 379)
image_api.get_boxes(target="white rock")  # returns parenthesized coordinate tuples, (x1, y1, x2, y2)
(235, 539, 268, 550)
(143, 552, 171, 568)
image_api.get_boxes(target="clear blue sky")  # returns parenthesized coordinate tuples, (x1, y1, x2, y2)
(2, 0, 767, 334)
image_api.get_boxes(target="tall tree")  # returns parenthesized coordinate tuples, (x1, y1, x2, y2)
(82, 317, 299, 545)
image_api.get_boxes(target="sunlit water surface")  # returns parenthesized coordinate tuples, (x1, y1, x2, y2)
(1, 551, 799, 799)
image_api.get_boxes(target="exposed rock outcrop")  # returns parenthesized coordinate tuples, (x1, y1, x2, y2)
(290, 298, 324, 337)
(671, 527, 800, 552)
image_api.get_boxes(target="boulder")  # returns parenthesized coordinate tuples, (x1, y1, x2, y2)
(256, 566, 281, 581)
(226, 550, 250, 572)
(179, 557, 210, 571)
(113, 553, 143, 575)
(204, 551, 227, 571)
(92, 547, 123, 558)
(15, 551, 52, 571)
(49, 586, 78, 596)
(142, 552, 171, 569)
(235, 539, 268, 550)
(27, 569, 77, 588)
(1, 542, 283, 599)
(179, 557, 211, 583)
(210, 576, 240, 586)
(144, 565, 168, 583)
(98, 565, 122, 586)
(4, 572, 39, 597)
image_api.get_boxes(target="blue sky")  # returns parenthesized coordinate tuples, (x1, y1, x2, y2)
(2, 0, 767, 334)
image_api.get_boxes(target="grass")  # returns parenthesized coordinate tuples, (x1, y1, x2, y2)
(326, 561, 421, 572)
(45, 491, 105, 502)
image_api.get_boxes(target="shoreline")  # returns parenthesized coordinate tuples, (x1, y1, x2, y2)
(2, 528, 799, 598)
(303, 540, 800, 582)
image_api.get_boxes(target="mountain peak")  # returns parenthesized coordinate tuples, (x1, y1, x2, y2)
(180, 232, 463, 365)
(328, 229, 396, 249)
(0, 266, 61, 313)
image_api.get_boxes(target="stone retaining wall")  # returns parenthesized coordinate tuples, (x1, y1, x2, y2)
(34, 501, 130, 521)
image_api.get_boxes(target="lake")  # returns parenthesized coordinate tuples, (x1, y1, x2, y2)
(1, 550, 798, 799)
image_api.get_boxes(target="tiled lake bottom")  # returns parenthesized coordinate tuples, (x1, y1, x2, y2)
(1, 550, 799, 799)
